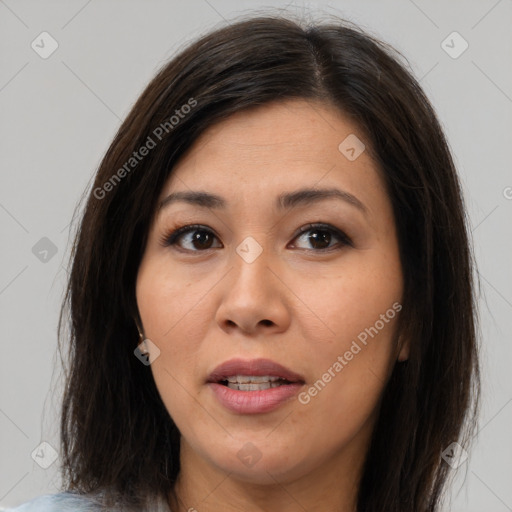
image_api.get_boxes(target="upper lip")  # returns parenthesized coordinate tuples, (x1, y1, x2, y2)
(207, 358, 305, 384)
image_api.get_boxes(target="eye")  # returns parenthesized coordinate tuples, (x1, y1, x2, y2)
(161, 224, 222, 251)
(289, 223, 353, 251)
(161, 222, 353, 253)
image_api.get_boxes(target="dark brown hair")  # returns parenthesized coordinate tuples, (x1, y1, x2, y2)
(59, 12, 480, 512)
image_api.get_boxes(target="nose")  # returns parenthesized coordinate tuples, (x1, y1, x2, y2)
(215, 241, 291, 336)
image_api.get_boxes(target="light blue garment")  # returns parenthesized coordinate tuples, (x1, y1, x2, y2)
(4, 491, 172, 511)
(4, 492, 103, 511)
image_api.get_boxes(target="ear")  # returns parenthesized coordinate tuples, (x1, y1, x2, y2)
(133, 316, 144, 339)
(397, 334, 410, 362)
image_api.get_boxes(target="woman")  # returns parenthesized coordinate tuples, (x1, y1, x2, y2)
(8, 12, 480, 512)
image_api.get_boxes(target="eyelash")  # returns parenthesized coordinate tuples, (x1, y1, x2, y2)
(159, 223, 353, 253)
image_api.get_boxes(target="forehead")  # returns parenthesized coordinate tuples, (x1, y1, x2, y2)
(162, 99, 383, 206)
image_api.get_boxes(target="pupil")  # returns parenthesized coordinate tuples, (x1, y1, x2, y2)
(193, 231, 211, 249)
(309, 230, 330, 249)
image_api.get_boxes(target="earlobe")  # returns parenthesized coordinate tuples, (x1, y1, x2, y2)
(397, 335, 410, 362)
(398, 341, 409, 363)
(134, 316, 145, 340)
(134, 319, 149, 355)
(132, 306, 145, 338)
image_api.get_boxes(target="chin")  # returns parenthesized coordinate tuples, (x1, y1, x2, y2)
(202, 438, 315, 485)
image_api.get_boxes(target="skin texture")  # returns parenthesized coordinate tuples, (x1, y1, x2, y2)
(136, 99, 408, 512)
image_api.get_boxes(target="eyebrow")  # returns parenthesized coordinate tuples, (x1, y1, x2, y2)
(158, 187, 368, 214)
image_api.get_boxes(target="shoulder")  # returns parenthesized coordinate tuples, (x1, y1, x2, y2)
(4, 491, 172, 512)
(4, 492, 104, 511)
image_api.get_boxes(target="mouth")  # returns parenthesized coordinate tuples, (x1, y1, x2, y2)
(207, 357, 305, 387)
(218, 375, 296, 391)
(206, 358, 305, 414)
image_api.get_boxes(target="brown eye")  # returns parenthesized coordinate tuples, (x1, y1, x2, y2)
(163, 225, 222, 251)
(187, 230, 215, 250)
(306, 229, 332, 250)
(291, 223, 353, 251)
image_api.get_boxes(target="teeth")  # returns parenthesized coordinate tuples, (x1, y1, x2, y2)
(220, 375, 295, 391)
(226, 381, 286, 391)
(225, 375, 283, 384)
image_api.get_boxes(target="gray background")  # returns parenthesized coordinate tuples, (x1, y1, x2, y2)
(1, 0, 511, 510)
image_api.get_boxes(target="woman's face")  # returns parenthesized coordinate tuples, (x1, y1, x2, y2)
(136, 99, 406, 486)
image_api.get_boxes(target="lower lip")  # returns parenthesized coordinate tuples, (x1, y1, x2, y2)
(208, 382, 304, 414)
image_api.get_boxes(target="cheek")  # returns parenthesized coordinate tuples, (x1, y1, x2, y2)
(136, 257, 219, 404)
(291, 251, 402, 428)
(293, 305, 400, 455)
(291, 249, 402, 346)
(136, 259, 209, 426)
(136, 258, 210, 344)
